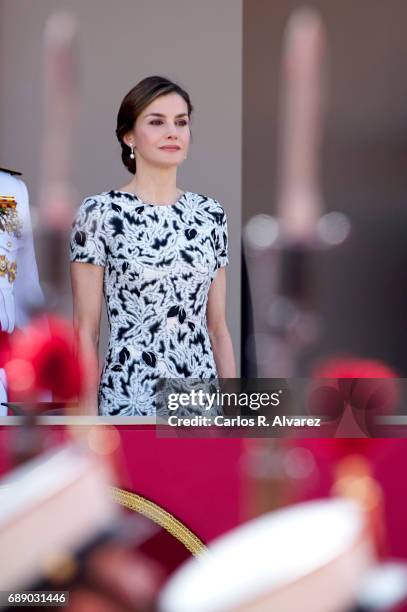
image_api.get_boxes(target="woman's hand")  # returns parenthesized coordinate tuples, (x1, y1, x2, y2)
(206, 267, 237, 378)
(71, 262, 104, 415)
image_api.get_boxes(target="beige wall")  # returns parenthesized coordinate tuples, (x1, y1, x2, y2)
(0, 0, 242, 368)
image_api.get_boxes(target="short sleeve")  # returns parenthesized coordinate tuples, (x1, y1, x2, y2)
(215, 207, 229, 269)
(70, 196, 108, 267)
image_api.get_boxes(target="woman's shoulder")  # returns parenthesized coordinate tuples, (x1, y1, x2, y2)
(189, 192, 227, 226)
(190, 192, 226, 214)
(72, 193, 114, 232)
(77, 191, 118, 214)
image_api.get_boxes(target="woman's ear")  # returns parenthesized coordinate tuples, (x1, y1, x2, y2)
(122, 131, 135, 149)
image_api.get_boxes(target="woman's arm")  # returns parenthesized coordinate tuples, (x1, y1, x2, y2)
(206, 267, 237, 378)
(71, 262, 104, 414)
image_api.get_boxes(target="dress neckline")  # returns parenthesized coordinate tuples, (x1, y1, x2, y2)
(111, 189, 190, 208)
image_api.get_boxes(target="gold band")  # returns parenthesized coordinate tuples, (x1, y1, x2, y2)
(111, 486, 207, 557)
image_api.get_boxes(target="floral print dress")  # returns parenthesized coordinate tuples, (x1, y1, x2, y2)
(70, 190, 229, 416)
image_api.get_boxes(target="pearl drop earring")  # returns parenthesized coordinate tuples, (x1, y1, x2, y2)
(129, 144, 135, 160)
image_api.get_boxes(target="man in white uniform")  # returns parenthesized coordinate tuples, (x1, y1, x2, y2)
(0, 168, 44, 415)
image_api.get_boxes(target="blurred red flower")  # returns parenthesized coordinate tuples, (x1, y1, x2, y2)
(3, 315, 82, 403)
(306, 355, 400, 457)
(0, 331, 12, 369)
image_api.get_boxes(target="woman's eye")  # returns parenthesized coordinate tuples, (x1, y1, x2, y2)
(149, 119, 188, 127)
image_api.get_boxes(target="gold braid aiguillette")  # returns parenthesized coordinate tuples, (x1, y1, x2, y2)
(0, 255, 17, 283)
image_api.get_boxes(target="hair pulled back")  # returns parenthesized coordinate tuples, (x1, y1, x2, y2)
(116, 75, 193, 174)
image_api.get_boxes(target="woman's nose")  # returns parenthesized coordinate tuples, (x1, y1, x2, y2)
(166, 123, 178, 138)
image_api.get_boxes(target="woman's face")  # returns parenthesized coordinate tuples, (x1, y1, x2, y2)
(127, 93, 190, 170)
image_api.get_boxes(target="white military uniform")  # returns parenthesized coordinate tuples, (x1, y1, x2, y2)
(0, 170, 44, 415)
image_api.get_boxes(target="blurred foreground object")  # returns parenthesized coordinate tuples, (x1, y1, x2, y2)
(333, 455, 387, 558)
(0, 442, 163, 610)
(0, 314, 87, 418)
(354, 562, 407, 611)
(0, 444, 118, 592)
(159, 499, 374, 612)
(311, 357, 400, 437)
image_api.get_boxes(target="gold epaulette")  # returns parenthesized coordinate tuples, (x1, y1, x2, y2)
(0, 196, 17, 210)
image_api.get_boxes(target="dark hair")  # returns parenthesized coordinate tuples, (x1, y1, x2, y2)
(116, 75, 193, 174)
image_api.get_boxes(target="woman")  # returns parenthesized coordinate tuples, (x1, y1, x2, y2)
(70, 75, 236, 416)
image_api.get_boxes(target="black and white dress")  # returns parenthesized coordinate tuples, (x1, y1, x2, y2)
(70, 190, 229, 416)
